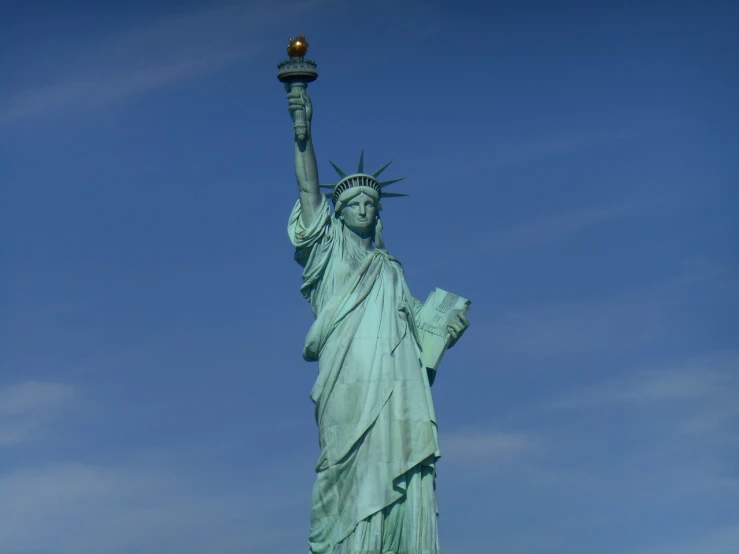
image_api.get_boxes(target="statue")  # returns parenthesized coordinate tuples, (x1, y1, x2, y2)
(278, 36, 470, 554)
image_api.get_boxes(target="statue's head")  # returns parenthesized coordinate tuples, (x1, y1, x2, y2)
(324, 154, 405, 208)
(323, 153, 407, 248)
(336, 188, 381, 239)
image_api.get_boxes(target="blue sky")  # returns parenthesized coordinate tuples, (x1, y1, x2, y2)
(1, 0, 737, 552)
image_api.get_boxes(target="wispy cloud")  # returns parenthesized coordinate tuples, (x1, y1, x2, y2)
(542, 363, 739, 490)
(0, 460, 306, 554)
(517, 351, 739, 495)
(439, 354, 739, 552)
(543, 351, 739, 410)
(636, 524, 739, 554)
(484, 196, 654, 251)
(473, 258, 738, 357)
(0, 53, 250, 124)
(476, 293, 665, 356)
(439, 427, 608, 486)
(487, 128, 642, 167)
(0, 381, 74, 446)
(0, 0, 332, 124)
(441, 429, 538, 462)
(418, 125, 646, 192)
(0, 381, 74, 415)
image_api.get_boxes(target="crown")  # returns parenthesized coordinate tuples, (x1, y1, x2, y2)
(319, 151, 407, 206)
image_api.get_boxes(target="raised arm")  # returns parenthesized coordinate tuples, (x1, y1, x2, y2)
(287, 89, 323, 226)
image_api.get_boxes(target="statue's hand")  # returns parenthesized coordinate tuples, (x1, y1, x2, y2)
(447, 312, 469, 349)
(287, 88, 313, 124)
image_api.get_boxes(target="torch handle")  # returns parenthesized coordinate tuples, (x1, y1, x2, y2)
(288, 81, 309, 141)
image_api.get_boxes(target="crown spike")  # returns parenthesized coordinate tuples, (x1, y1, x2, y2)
(372, 160, 394, 178)
(357, 150, 364, 173)
(378, 177, 405, 188)
(380, 192, 409, 198)
(329, 160, 347, 179)
(319, 184, 335, 189)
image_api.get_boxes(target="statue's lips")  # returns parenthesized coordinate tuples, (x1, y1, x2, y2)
(346, 218, 371, 228)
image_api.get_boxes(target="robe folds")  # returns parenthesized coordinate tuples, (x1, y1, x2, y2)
(288, 197, 441, 553)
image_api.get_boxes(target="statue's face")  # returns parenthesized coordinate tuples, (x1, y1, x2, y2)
(340, 192, 377, 236)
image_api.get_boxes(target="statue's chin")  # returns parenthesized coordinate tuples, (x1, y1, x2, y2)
(344, 223, 374, 239)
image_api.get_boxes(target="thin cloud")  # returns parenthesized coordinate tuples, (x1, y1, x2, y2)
(485, 197, 652, 251)
(488, 128, 642, 167)
(506, 351, 739, 494)
(440, 429, 539, 463)
(543, 351, 739, 411)
(615, 368, 733, 403)
(0, 461, 306, 554)
(418, 126, 645, 189)
(0, 381, 74, 446)
(550, 369, 727, 410)
(0, 381, 74, 416)
(0, 52, 254, 123)
(636, 524, 739, 554)
(475, 259, 738, 357)
(477, 294, 664, 356)
(681, 401, 739, 442)
(0, 0, 333, 124)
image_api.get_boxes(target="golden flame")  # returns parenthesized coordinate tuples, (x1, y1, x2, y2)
(287, 35, 309, 57)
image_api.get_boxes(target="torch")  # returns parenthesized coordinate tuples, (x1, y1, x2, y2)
(277, 35, 318, 141)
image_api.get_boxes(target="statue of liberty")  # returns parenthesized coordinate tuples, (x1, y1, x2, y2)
(281, 36, 469, 554)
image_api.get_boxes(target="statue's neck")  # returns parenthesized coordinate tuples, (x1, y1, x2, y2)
(343, 225, 374, 252)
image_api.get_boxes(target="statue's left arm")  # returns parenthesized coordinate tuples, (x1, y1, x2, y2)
(446, 312, 469, 349)
(412, 297, 469, 350)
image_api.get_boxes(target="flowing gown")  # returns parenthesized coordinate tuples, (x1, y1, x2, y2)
(288, 196, 442, 553)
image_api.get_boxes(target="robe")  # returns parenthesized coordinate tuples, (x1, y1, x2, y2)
(288, 196, 441, 553)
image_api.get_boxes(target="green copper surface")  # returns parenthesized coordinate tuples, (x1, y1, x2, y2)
(280, 39, 470, 554)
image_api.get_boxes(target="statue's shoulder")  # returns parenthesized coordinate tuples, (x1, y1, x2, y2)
(376, 248, 402, 266)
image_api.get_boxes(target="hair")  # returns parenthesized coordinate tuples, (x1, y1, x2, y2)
(334, 186, 382, 216)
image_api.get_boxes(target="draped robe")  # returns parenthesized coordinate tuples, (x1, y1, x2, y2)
(288, 196, 441, 553)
